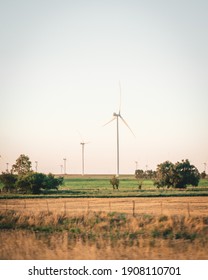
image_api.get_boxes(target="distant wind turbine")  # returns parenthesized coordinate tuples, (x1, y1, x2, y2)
(104, 83, 135, 177)
(78, 131, 90, 176)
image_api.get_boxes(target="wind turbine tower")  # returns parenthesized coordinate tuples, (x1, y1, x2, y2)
(78, 131, 90, 176)
(63, 158, 67, 175)
(80, 142, 88, 176)
(104, 83, 135, 177)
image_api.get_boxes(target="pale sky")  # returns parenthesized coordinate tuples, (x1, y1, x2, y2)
(0, 0, 208, 174)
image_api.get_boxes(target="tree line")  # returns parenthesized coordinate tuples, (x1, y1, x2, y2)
(0, 154, 63, 194)
(135, 159, 201, 189)
(0, 155, 204, 194)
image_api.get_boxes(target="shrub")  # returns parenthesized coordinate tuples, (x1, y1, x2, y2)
(154, 159, 200, 189)
(0, 172, 17, 192)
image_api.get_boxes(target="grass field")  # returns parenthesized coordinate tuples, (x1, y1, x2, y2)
(0, 210, 208, 259)
(1, 177, 208, 198)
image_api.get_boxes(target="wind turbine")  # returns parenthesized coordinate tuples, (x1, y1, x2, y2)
(63, 158, 67, 175)
(78, 131, 90, 176)
(80, 142, 90, 176)
(104, 83, 135, 177)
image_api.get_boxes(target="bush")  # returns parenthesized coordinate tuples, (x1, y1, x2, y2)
(110, 176, 119, 189)
(154, 159, 200, 189)
(1, 155, 64, 195)
(1, 172, 63, 194)
(44, 173, 64, 191)
(0, 173, 17, 193)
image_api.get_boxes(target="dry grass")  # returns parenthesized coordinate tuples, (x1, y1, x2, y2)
(1, 197, 208, 216)
(0, 210, 208, 260)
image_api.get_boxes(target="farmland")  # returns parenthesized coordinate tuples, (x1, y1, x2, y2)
(0, 176, 208, 260)
(1, 176, 208, 198)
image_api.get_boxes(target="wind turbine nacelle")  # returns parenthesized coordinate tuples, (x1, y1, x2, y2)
(113, 112, 118, 117)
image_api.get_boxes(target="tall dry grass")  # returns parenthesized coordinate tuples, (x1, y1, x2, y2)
(0, 210, 208, 259)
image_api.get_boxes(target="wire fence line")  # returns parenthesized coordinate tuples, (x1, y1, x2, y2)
(0, 197, 208, 216)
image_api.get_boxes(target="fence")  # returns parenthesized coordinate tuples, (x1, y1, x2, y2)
(0, 197, 207, 216)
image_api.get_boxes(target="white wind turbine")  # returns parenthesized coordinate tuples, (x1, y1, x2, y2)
(104, 83, 135, 177)
(78, 131, 90, 176)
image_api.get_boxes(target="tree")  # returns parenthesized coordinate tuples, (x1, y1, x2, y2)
(45, 173, 64, 190)
(1, 154, 63, 194)
(154, 159, 200, 189)
(12, 154, 32, 175)
(135, 169, 145, 179)
(201, 171, 206, 179)
(15, 173, 34, 194)
(16, 172, 63, 194)
(173, 159, 200, 188)
(154, 161, 175, 188)
(0, 172, 17, 192)
(110, 176, 119, 189)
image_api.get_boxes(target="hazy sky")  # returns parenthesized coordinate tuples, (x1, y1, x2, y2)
(1, 0, 208, 174)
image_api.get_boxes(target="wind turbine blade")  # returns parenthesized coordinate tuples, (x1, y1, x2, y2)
(119, 81, 122, 114)
(77, 130, 84, 142)
(103, 116, 116, 127)
(119, 115, 136, 137)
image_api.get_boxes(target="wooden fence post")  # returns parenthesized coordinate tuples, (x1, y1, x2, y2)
(132, 200, 135, 217)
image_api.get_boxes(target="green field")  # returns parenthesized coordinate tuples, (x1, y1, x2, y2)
(58, 177, 208, 197)
(1, 176, 208, 198)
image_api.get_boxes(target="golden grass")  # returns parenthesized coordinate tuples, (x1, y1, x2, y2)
(1, 197, 208, 216)
(0, 210, 208, 260)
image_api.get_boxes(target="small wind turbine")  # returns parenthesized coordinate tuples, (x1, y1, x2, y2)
(78, 131, 90, 176)
(63, 158, 67, 174)
(80, 142, 90, 176)
(104, 83, 135, 177)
